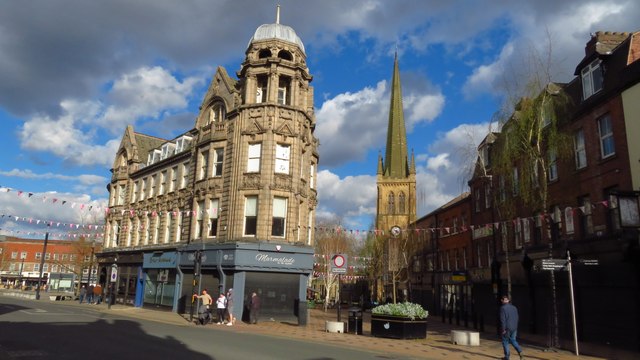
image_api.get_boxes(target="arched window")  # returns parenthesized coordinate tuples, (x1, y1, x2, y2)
(388, 192, 395, 215)
(208, 103, 225, 124)
(258, 49, 272, 59)
(398, 192, 406, 214)
(277, 50, 292, 61)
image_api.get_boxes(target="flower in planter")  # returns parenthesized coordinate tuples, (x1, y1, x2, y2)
(372, 302, 429, 320)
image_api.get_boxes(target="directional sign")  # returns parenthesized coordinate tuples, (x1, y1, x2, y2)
(331, 254, 347, 274)
(541, 259, 568, 271)
(576, 259, 599, 266)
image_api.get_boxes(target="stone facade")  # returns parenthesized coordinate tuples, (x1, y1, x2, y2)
(98, 9, 318, 324)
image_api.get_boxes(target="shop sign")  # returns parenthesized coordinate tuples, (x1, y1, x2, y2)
(143, 252, 177, 268)
(255, 253, 295, 266)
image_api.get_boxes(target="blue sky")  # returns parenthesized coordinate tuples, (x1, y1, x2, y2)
(0, 0, 638, 239)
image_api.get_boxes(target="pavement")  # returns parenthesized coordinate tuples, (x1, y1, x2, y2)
(2, 290, 637, 360)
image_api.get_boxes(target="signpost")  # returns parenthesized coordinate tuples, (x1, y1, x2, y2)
(331, 254, 347, 322)
(540, 254, 599, 356)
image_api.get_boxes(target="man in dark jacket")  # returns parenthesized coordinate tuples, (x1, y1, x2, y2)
(500, 295, 523, 360)
(250, 292, 261, 324)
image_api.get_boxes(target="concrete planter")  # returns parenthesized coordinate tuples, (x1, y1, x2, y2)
(371, 314, 427, 339)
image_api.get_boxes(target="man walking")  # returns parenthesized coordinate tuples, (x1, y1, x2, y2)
(500, 295, 523, 360)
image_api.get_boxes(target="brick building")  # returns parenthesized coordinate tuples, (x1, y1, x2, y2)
(0, 236, 98, 292)
(461, 31, 640, 351)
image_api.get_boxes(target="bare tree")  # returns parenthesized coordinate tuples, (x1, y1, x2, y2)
(314, 223, 355, 311)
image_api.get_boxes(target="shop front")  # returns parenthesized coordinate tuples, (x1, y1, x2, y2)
(97, 252, 143, 307)
(179, 242, 313, 325)
(142, 251, 180, 311)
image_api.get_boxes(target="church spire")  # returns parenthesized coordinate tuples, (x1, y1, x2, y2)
(383, 52, 409, 178)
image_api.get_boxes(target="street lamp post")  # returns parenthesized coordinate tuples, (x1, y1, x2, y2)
(35, 229, 50, 300)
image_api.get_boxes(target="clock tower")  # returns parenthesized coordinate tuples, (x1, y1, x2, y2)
(375, 54, 417, 235)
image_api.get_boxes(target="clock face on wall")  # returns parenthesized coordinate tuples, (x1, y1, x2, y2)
(390, 226, 401, 237)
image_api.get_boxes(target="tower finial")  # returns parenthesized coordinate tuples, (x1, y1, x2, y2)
(276, 4, 280, 24)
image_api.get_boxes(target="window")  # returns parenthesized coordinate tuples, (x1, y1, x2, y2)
(272, 197, 287, 237)
(484, 184, 491, 208)
(512, 167, 519, 196)
(522, 218, 530, 243)
(175, 211, 182, 243)
(515, 219, 522, 249)
(309, 163, 315, 189)
(542, 100, 553, 127)
(20, 252, 27, 260)
(139, 179, 146, 201)
(199, 149, 209, 180)
(143, 216, 150, 245)
(209, 199, 219, 237)
(34, 263, 40, 271)
(579, 196, 594, 236)
(550, 206, 562, 242)
(180, 162, 190, 189)
(247, 143, 261, 172)
(209, 104, 225, 124)
(117, 184, 126, 205)
(598, 114, 615, 158)
(147, 149, 161, 165)
(574, 129, 587, 169)
(213, 148, 224, 177)
(275, 144, 290, 174)
(175, 136, 193, 154)
(256, 75, 267, 103)
(53, 253, 59, 261)
(606, 191, 621, 232)
(161, 142, 175, 159)
(534, 213, 542, 244)
(388, 192, 395, 215)
(307, 210, 313, 245)
(11, 251, 17, 259)
(132, 181, 139, 203)
(398, 192, 406, 214)
(159, 171, 167, 195)
(35, 252, 41, 260)
(149, 175, 156, 197)
(196, 200, 205, 239)
(477, 243, 482, 268)
(480, 145, 490, 168)
(170, 166, 177, 192)
(45, 253, 50, 260)
(244, 196, 258, 236)
(581, 59, 603, 100)
(498, 176, 506, 202)
(548, 149, 558, 181)
(278, 76, 291, 105)
(164, 213, 171, 243)
(565, 207, 575, 235)
(474, 189, 481, 213)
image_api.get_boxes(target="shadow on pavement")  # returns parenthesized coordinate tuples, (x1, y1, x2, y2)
(1, 318, 212, 360)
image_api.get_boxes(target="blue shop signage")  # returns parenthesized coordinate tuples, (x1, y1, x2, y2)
(143, 252, 178, 268)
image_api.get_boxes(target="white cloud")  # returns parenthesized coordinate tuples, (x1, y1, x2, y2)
(0, 169, 107, 186)
(462, 42, 515, 99)
(316, 79, 445, 167)
(18, 66, 201, 167)
(316, 170, 377, 226)
(98, 66, 202, 132)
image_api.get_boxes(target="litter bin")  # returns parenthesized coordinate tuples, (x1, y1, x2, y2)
(348, 308, 363, 335)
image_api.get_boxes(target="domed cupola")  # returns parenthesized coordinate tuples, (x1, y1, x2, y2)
(247, 5, 305, 55)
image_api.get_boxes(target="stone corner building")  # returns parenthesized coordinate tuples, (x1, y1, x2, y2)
(98, 10, 319, 324)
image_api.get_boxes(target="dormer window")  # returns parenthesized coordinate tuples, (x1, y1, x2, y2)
(581, 59, 603, 100)
(147, 149, 162, 165)
(175, 135, 193, 154)
(161, 143, 175, 160)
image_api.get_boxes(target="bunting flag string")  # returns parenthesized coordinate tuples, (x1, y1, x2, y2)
(0, 213, 105, 231)
(0, 186, 106, 214)
(0, 227, 105, 239)
(2, 186, 612, 239)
